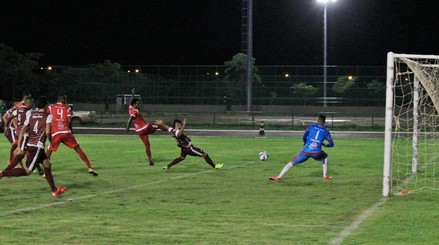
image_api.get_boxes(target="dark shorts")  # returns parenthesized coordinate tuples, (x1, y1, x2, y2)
(181, 145, 205, 157)
(26, 146, 47, 171)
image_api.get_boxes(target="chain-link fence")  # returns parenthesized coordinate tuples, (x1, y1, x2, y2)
(45, 65, 386, 107)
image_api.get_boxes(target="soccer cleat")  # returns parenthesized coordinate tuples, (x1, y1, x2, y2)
(269, 176, 281, 181)
(322, 175, 333, 180)
(52, 187, 68, 197)
(149, 161, 155, 166)
(214, 163, 224, 169)
(162, 165, 169, 170)
(88, 168, 99, 176)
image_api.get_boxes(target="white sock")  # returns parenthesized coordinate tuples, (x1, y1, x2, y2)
(322, 158, 328, 177)
(278, 162, 293, 179)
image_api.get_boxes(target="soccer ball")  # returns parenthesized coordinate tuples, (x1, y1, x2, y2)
(259, 151, 269, 161)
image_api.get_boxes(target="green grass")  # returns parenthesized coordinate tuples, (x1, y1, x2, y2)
(1, 135, 438, 244)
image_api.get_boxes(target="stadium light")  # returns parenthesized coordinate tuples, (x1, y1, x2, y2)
(317, 0, 336, 107)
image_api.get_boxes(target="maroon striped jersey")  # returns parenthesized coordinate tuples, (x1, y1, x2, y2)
(24, 110, 53, 148)
(12, 104, 31, 137)
(168, 127, 192, 148)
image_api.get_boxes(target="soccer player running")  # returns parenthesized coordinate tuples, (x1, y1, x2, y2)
(125, 89, 164, 166)
(0, 96, 67, 197)
(3, 96, 39, 172)
(2, 100, 21, 163)
(46, 95, 98, 176)
(269, 114, 334, 181)
(157, 118, 223, 170)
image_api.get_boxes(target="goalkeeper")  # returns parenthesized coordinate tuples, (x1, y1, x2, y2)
(269, 114, 334, 181)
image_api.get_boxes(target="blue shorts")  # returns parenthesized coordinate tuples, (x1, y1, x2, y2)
(292, 151, 328, 165)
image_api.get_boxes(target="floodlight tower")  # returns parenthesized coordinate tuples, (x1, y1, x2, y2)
(317, 0, 336, 107)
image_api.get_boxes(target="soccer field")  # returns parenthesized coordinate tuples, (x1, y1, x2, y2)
(1, 134, 438, 244)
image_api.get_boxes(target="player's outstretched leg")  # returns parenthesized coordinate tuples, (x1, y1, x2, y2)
(74, 146, 98, 176)
(269, 162, 294, 181)
(42, 160, 67, 197)
(203, 154, 223, 169)
(163, 156, 184, 169)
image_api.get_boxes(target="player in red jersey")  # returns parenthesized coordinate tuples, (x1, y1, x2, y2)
(126, 89, 165, 166)
(46, 95, 98, 176)
(157, 118, 223, 170)
(0, 96, 67, 197)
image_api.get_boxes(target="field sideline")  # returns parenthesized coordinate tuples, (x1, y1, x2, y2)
(1, 133, 438, 244)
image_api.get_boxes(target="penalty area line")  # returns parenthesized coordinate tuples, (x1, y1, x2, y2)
(0, 161, 254, 217)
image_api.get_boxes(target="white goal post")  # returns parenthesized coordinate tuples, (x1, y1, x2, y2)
(383, 52, 439, 197)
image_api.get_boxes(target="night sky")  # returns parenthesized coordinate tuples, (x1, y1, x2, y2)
(1, 0, 439, 66)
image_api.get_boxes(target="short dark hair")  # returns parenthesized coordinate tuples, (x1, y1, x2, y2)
(22, 91, 31, 98)
(131, 98, 141, 106)
(318, 114, 326, 122)
(36, 96, 48, 109)
(173, 119, 182, 128)
(58, 95, 67, 102)
(24, 96, 34, 103)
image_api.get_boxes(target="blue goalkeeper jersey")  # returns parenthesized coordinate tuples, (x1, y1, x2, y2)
(302, 123, 334, 153)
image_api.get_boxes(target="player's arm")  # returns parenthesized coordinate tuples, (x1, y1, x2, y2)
(46, 115, 53, 145)
(15, 124, 28, 155)
(67, 107, 73, 133)
(302, 128, 310, 145)
(126, 116, 134, 133)
(176, 118, 187, 137)
(323, 132, 334, 148)
(3, 111, 16, 132)
(1, 113, 8, 132)
(129, 88, 135, 105)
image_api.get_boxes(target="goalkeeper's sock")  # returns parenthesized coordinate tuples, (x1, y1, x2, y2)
(322, 158, 328, 176)
(278, 162, 293, 179)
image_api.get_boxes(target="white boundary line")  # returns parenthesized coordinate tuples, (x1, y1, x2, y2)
(331, 153, 439, 244)
(330, 197, 387, 245)
(0, 162, 254, 217)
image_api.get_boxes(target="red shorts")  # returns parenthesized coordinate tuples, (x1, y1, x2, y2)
(137, 124, 158, 145)
(50, 133, 79, 152)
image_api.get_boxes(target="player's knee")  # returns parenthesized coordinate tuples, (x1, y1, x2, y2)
(180, 155, 186, 160)
(24, 168, 33, 175)
(42, 160, 51, 168)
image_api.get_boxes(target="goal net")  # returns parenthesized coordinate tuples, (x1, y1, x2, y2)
(383, 52, 439, 197)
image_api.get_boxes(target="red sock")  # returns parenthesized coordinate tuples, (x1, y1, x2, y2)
(77, 149, 92, 168)
(145, 146, 153, 162)
(44, 167, 57, 192)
